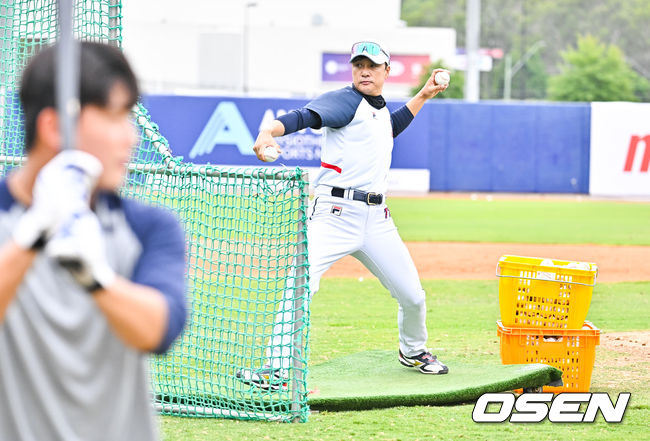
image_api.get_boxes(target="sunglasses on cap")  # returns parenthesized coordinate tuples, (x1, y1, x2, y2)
(350, 41, 390, 63)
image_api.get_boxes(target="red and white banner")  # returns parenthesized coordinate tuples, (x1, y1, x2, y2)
(590, 102, 650, 196)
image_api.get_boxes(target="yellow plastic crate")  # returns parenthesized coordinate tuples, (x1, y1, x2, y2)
(497, 255, 598, 329)
(497, 320, 600, 393)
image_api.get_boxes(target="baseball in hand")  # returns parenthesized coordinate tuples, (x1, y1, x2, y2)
(434, 71, 450, 86)
(262, 146, 280, 162)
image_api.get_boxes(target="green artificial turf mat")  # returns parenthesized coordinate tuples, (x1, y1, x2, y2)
(307, 350, 562, 411)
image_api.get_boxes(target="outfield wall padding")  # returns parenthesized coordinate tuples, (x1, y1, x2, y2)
(141, 95, 591, 194)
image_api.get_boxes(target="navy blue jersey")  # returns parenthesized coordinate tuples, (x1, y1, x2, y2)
(304, 87, 415, 193)
(278, 86, 414, 138)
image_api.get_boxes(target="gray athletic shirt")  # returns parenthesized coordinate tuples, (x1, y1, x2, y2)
(0, 179, 187, 441)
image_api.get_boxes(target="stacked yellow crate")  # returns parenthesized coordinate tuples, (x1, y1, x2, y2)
(496, 255, 601, 392)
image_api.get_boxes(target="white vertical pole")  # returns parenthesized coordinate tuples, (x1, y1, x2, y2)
(243, 2, 257, 94)
(108, 0, 120, 47)
(503, 41, 546, 101)
(0, 0, 14, 85)
(465, 0, 481, 102)
(291, 176, 309, 422)
(57, 0, 80, 150)
(504, 53, 512, 100)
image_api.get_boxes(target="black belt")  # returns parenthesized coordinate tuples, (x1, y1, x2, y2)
(330, 187, 384, 205)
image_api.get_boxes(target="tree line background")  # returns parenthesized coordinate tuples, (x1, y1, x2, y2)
(402, 0, 650, 102)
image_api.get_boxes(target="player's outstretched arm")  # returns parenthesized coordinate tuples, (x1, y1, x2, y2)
(253, 120, 285, 161)
(406, 68, 449, 117)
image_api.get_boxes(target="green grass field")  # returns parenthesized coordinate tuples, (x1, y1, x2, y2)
(388, 197, 650, 244)
(161, 197, 650, 441)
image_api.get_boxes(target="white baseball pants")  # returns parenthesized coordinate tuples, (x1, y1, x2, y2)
(267, 191, 428, 370)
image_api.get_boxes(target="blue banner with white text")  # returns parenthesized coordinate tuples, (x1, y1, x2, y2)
(141, 94, 590, 193)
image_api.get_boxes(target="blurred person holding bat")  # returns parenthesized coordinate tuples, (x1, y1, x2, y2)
(0, 42, 187, 441)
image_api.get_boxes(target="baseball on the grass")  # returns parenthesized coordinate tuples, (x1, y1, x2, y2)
(434, 71, 450, 86)
(263, 146, 279, 162)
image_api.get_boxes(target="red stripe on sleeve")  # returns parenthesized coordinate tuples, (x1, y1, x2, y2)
(320, 161, 342, 174)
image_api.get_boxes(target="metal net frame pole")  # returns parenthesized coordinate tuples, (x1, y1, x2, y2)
(56, 0, 79, 151)
(291, 176, 309, 422)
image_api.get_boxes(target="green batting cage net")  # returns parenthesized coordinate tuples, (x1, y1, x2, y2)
(0, 0, 311, 423)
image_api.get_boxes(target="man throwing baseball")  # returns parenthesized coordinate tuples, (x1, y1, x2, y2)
(238, 40, 449, 389)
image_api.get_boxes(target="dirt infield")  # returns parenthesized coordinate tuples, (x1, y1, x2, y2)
(325, 242, 650, 282)
(600, 331, 650, 362)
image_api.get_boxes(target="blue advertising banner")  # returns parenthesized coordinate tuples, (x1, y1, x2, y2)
(425, 101, 591, 193)
(141, 95, 322, 168)
(141, 94, 591, 193)
(140, 94, 427, 170)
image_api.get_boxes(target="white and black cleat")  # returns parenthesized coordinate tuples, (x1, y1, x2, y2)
(399, 349, 449, 374)
(236, 366, 288, 391)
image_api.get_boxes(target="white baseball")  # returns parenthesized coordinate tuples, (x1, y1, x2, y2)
(262, 146, 280, 162)
(536, 258, 555, 281)
(434, 71, 450, 86)
(566, 261, 590, 271)
(540, 259, 554, 267)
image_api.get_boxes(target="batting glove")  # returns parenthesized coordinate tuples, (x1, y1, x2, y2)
(46, 209, 116, 293)
(12, 150, 103, 250)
